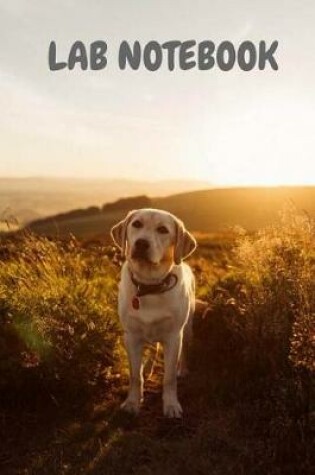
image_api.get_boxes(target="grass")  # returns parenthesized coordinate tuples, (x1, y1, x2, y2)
(0, 209, 314, 474)
(0, 233, 122, 397)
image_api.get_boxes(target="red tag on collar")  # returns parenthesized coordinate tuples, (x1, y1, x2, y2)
(132, 296, 140, 310)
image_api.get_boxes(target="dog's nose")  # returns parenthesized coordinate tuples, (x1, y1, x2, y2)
(134, 238, 150, 251)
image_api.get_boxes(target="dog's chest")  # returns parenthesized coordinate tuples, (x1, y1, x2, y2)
(121, 294, 182, 342)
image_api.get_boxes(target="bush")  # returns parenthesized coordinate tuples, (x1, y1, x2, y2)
(234, 206, 314, 375)
(194, 206, 314, 399)
(0, 233, 121, 399)
(190, 207, 314, 469)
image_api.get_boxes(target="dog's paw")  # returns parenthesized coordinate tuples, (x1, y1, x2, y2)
(121, 398, 140, 415)
(163, 399, 183, 419)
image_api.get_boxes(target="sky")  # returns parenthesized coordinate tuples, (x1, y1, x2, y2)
(0, 0, 314, 185)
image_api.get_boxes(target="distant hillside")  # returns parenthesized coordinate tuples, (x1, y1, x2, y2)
(156, 186, 315, 232)
(26, 187, 315, 239)
(0, 177, 209, 225)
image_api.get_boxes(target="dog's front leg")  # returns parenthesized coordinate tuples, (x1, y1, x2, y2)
(162, 332, 183, 418)
(177, 316, 192, 377)
(122, 332, 144, 414)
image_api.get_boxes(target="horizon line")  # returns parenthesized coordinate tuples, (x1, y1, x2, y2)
(0, 176, 314, 188)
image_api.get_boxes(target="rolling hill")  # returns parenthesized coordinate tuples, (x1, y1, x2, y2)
(26, 186, 315, 239)
(0, 177, 209, 225)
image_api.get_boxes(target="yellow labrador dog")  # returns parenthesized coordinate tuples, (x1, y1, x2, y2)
(111, 208, 196, 418)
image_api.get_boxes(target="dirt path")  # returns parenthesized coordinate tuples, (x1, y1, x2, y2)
(2, 367, 306, 475)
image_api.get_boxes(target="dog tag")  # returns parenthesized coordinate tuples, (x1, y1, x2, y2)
(132, 296, 140, 310)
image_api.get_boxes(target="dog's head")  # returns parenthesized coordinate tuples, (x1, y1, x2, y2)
(111, 208, 196, 280)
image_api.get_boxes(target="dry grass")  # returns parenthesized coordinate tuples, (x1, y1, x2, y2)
(0, 208, 314, 474)
(0, 233, 122, 398)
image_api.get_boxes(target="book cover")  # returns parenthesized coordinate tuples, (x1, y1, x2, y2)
(0, 2, 314, 474)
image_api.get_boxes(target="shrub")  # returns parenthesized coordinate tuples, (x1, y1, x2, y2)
(234, 206, 314, 375)
(194, 206, 314, 396)
(0, 233, 121, 399)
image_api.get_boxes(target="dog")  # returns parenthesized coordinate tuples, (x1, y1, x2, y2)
(111, 208, 196, 418)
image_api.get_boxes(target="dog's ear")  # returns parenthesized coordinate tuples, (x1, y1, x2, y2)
(110, 210, 136, 256)
(174, 217, 197, 264)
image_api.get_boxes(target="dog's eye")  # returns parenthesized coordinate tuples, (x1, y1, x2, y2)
(157, 225, 169, 234)
(132, 220, 143, 229)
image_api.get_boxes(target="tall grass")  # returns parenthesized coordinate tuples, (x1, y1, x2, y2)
(0, 209, 313, 474)
(0, 208, 313, 410)
(192, 206, 314, 452)
(234, 206, 314, 375)
(0, 233, 121, 398)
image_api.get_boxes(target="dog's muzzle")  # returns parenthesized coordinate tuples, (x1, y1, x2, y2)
(132, 238, 150, 260)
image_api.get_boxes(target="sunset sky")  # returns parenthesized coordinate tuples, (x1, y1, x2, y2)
(0, 0, 314, 186)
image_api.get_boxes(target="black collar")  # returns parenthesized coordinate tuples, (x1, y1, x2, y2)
(129, 269, 178, 298)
